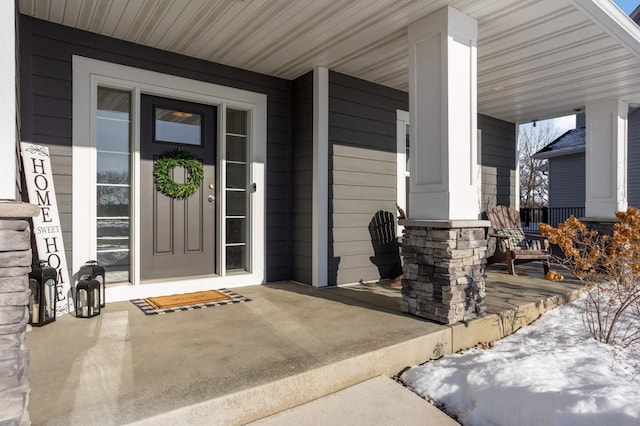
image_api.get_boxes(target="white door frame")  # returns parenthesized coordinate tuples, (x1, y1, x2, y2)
(72, 56, 267, 301)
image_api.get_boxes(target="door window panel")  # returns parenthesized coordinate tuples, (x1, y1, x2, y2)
(155, 108, 202, 145)
(226, 191, 246, 216)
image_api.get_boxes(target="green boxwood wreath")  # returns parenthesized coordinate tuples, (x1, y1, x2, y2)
(153, 149, 204, 199)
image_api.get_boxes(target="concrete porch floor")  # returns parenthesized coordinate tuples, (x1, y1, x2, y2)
(26, 264, 583, 426)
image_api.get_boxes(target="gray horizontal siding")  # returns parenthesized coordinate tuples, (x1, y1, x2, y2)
(478, 114, 517, 212)
(19, 15, 292, 282)
(328, 71, 407, 286)
(628, 109, 640, 208)
(548, 154, 585, 208)
(292, 72, 313, 284)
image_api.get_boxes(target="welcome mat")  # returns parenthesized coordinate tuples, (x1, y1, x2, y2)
(131, 289, 250, 315)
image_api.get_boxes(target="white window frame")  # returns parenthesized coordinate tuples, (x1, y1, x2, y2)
(72, 56, 267, 301)
(397, 109, 410, 232)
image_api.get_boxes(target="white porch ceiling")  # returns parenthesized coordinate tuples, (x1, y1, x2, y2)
(19, 0, 640, 124)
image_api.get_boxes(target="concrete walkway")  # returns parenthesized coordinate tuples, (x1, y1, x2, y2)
(25, 264, 582, 425)
(250, 376, 459, 426)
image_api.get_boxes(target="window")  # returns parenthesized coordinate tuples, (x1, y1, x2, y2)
(405, 122, 410, 172)
(96, 87, 131, 283)
(225, 109, 249, 271)
(154, 107, 202, 145)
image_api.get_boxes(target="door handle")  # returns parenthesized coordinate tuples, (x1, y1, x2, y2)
(208, 195, 215, 202)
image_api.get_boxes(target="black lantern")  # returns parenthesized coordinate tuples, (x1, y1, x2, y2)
(75, 276, 101, 318)
(79, 260, 106, 308)
(28, 261, 57, 327)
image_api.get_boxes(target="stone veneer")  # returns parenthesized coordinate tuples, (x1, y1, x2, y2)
(0, 202, 39, 425)
(399, 220, 490, 324)
(580, 217, 619, 237)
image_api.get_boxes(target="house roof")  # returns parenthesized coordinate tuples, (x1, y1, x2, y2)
(19, 0, 640, 124)
(533, 128, 586, 159)
(632, 4, 640, 22)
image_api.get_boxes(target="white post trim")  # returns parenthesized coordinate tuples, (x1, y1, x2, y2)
(408, 6, 479, 220)
(514, 125, 521, 211)
(396, 109, 409, 235)
(585, 99, 628, 218)
(0, 1, 16, 200)
(312, 67, 329, 288)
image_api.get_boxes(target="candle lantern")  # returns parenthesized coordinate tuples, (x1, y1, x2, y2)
(28, 261, 58, 326)
(75, 276, 101, 318)
(79, 260, 106, 308)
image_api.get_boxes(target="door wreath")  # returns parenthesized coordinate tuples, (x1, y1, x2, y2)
(153, 149, 204, 198)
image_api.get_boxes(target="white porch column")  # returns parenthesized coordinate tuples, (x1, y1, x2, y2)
(585, 100, 628, 218)
(0, 1, 17, 200)
(408, 6, 479, 220)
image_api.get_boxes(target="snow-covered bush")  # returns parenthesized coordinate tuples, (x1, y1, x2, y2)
(540, 208, 640, 352)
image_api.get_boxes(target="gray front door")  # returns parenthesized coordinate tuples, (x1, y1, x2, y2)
(140, 95, 217, 280)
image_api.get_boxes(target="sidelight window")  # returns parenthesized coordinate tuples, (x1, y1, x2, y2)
(96, 87, 131, 283)
(225, 109, 249, 271)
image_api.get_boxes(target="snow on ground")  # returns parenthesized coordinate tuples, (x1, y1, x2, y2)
(401, 296, 640, 426)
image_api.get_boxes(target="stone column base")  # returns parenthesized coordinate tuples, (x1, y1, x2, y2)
(579, 217, 619, 236)
(0, 201, 39, 425)
(399, 220, 490, 324)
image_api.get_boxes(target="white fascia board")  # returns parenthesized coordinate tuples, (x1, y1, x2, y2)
(532, 146, 585, 159)
(569, 0, 640, 61)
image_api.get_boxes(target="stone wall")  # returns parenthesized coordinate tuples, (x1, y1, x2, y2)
(400, 221, 489, 324)
(580, 218, 618, 237)
(0, 202, 39, 425)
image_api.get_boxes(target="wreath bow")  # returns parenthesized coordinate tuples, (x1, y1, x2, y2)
(153, 149, 204, 198)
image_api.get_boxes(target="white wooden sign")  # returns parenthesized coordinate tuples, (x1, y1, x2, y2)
(20, 142, 71, 315)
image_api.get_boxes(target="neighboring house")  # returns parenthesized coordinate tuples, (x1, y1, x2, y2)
(534, 110, 640, 221)
(3, 1, 640, 303)
(533, 7, 640, 224)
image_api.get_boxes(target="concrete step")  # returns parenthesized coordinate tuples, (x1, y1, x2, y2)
(127, 331, 451, 425)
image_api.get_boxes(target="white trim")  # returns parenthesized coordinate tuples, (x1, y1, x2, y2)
(396, 109, 409, 227)
(0, 2, 16, 200)
(515, 125, 520, 211)
(312, 67, 329, 288)
(584, 99, 628, 218)
(72, 56, 267, 302)
(408, 6, 479, 220)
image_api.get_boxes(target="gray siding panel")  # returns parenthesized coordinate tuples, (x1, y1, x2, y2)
(478, 114, 517, 212)
(292, 72, 313, 284)
(328, 71, 407, 286)
(628, 109, 640, 207)
(19, 15, 293, 282)
(548, 154, 585, 208)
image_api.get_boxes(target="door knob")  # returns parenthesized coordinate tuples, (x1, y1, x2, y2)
(208, 195, 215, 202)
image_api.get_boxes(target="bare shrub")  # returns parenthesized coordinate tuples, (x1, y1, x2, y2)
(539, 208, 640, 352)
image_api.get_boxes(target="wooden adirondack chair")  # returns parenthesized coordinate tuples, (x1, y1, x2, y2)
(486, 205, 551, 275)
